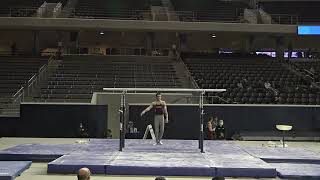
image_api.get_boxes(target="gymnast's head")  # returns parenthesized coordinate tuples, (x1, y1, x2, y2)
(156, 92, 162, 101)
(77, 167, 91, 180)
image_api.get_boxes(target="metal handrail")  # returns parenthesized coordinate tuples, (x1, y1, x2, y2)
(209, 95, 235, 104)
(12, 87, 24, 104)
(12, 55, 55, 103)
(303, 69, 314, 77)
(29, 62, 47, 85)
(13, 87, 24, 98)
(28, 73, 37, 84)
(288, 61, 316, 82)
(179, 56, 200, 89)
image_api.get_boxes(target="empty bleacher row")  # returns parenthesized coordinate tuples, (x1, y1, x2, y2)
(37, 58, 181, 102)
(0, 57, 47, 114)
(0, 57, 46, 97)
(0, 0, 67, 17)
(0, 0, 248, 22)
(74, 0, 150, 19)
(2, 0, 44, 9)
(185, 58, 320, 105)
(1, 0, 320, 25)
(292, 61, 320, 82)
(171, 0, 248, 22)
(259, 1, 320, 24)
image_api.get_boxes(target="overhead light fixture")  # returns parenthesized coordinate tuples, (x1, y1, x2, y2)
(211, 34, 216, 38)
(100, 31, 104, 35)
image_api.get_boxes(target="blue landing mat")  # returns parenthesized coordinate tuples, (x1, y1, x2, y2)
(243, 147, 320, 164)
(108, 151, 213, 176)
(203, 141, 276, 178)
(270, 163, 320, 179)
(47, 140, 277, 177)
(0, 142, 118, 162)
(0, 161, 32, 180)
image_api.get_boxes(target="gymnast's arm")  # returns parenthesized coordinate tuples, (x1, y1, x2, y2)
(141, 102, 154, 116)
(163, 101, 169, 123)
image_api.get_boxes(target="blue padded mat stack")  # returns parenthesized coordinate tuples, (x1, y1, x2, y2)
(48, 152, 119, 174)
(204, 141, 276, 178)
(243, 146, 320, 178)
(0, 161, 32, 180)
(270, 163, 320, 179)
(243, 147, 320, 163)
(0, 144, 83, 161)
(0, 140, 119, 162)
(3, 139, 319, 178)
(271, 163, 320, 179)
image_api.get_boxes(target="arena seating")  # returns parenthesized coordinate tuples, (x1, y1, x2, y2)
(0, 57, 46, 97)
(171, 0, 247, 22)
(38, 58, 181, 102)
(0, 57, 46, 114)
(2, 0, 44, 9)
(259, 1, 320, 24)
(292, 61, 320, 82)
(0, 0, 67, 17)
(185, 57, 320, 105)
(74, 0, 150, 19)
(150, 0, 162, 6)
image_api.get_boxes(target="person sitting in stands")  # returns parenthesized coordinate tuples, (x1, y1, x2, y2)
(106, 129, 112, 139)
(207, 116, 218, 140)
(237, 82, 243, 89)
(79, 123, 89, 138)
(216, 120, 226, 140)
(77, 167, 91, 180)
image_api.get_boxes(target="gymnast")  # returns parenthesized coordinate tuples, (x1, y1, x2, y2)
(141, 92, 169, 145)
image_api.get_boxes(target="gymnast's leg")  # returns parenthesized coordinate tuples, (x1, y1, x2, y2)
(154, 115, 160, 144)
(158, 115, 165, 144)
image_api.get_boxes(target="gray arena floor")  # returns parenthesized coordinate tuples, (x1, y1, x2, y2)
(1, 138, 319, 180)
